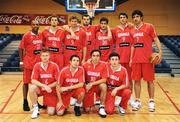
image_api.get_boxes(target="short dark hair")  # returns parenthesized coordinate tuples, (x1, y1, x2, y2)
(119, 12, 128, 19)
(90, 49, 102, 56)
(50, 14, 59, 22)
(70, 55, 80, 61)
(132, 10, 143, 18)
(109, 52, 120, 60)
(41, 48, 49, 54)
(100, 17, 109, 24)
(69, 16, 79, 21)
(82, 14, 90, 19)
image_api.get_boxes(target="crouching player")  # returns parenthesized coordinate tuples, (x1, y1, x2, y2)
(56, 55, 85, 116)
(29, 49, 59, 119)
(105, 52, 131, 115)
(83, 50, 109, 118)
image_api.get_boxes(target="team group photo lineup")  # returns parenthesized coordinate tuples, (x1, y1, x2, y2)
(1, 0, 180, 121)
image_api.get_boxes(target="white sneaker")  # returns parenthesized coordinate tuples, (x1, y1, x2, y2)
(99, 106, 107, 118)
(132, 100, 141, 111)
(149, 100, 155, 112)
(31, 109, 39, 119)
(118, 106, 125, 115)
(70, 97, 77, 106)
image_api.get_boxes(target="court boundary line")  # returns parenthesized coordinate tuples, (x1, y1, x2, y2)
(157, 81, 180, 114)
(0, 80, 22, 113)
(0, 112, 179, 116)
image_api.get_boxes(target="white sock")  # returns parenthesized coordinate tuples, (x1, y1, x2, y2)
(149, 99, 154, 102)
(100, 104, 104, 108)
(75, 102, 82, 107)
(33, 104, 38, 110)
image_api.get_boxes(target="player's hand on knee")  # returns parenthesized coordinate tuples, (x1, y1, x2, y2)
(111, 88, 117, 96)
(56, 102, 65, 116)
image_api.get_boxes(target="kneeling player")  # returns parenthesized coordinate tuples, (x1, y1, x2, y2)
(29, 49, 59, 119)
(105, 52, 131, 115)
(56, 55, 85, 116)
(83, 50, 109, 118)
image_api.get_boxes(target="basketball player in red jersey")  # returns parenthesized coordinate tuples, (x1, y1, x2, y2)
(42, 15, 65, 70)
(130, 10, 162, 112)
(81, 14, 101, 60)
(83, 49, 109, 118)
(63, 16, 87, 66)
(95, 17, 113, 62)
(105, 52, 131, 115)
(29, 49, 59, 119)
(56, 55, 85, 116)
(112, 12, 134, 106)
(19, 20, 43, 111)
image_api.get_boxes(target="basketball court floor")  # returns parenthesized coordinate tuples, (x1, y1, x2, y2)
(0, 74, 179, 122)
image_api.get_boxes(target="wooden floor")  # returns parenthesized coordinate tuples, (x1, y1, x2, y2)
(0, 74, 180, 122)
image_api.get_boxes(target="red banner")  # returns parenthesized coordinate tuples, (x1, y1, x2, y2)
(0, 13, 68, 25)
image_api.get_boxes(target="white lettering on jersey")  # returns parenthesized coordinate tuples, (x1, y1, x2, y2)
(110, 75, 119, 81)
(98, 36, 109, 40)
(48, 37, 60, 41)
(40, 74, 52, 78)
(117, 32, 130, 37)
(66, 78, 79, 83)
(87, 71, 100, 77)
(133, 32, 144, 37)
(32, 40, 42, 44)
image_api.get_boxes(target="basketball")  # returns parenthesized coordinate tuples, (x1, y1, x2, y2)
(150, 53, 160, 64)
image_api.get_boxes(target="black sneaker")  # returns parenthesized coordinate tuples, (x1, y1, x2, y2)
(74, 106, 81, 116)
(23, 101, 30, 111)
(38, 102, 47, 109)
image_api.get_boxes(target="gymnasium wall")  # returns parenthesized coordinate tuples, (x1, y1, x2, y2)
(0, 0, 180, 35)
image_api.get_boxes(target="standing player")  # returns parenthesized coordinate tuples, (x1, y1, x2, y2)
(63, 16, 87, 66)
(56, 55, 85, 116)
(112, 12, 134, 106)
(83, 49, 108, 118)
(81, 14, 97, 60)
(130, 10, 162, 112)
(95, 17, 113, 62)
(19, 20, 43, 111)
(42, 15, 65, 69)
(105, 52, 131, 115)
(29, 49, 59, 119)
